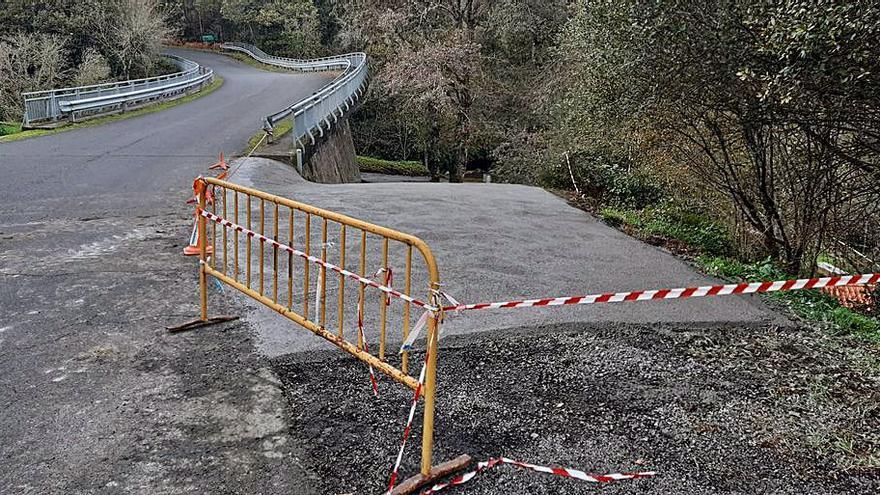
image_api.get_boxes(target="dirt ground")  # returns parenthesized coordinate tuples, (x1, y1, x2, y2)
(272, 321, 879, 494)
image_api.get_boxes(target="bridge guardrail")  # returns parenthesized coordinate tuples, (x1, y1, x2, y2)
(21, 54, 213, 127)
(220, 42, 367, 148)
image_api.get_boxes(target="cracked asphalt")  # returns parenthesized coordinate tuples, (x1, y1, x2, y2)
(0, 49, 332, 494)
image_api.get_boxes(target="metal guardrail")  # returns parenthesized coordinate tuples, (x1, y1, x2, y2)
(220, 42, 367, 148)
(21, 54, 213, 127)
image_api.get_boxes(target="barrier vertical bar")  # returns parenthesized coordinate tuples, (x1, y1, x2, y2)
(320, 219, 328, 328)
(211, 193, 217, 268)
(198, 182, 208, 321)
(358, 229, 367, 348)
(420, 284, 441, 476)
(337, 224, 347, 337)
(288, 208, 294, 308)
(379, 238, 389, 359)
(260, 200, 265, 296)
(246, 196, 252, 289)
(222, 188, 228, 275)
(402, 245, 412, 374)
(234, 192, 239, 281)
(273, 203, 279, 303)
(303, 214, 311, 320)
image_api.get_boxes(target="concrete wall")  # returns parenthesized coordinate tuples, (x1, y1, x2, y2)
(299, 119, 361, 184)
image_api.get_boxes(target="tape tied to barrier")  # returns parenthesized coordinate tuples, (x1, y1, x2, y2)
(357, 267, 393, 398)
(199, 210, 435, 309)
(399, 292, 458, 353)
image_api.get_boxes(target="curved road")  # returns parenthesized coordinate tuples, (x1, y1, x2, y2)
(0, 49, 333, 494)
(1, 49, 332, 223)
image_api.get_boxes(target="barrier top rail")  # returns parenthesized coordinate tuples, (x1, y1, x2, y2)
(220, 42, 368, 140)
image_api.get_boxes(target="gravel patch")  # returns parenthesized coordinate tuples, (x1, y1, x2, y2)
(272, 322, 879, 494)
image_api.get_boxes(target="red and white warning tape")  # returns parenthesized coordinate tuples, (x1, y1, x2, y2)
(199, 210, 434, 309)
(385, 350, 431, 495)
(421, 457, 656, 494)
(200, 210, 879, 321)
(441, 273, 880, 312)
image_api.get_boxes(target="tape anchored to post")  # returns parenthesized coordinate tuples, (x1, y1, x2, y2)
(400, 310, 431, 353)
(420, 457, 656, 494)
(400, 292, 458, 353)
(385, 350, 431, 495)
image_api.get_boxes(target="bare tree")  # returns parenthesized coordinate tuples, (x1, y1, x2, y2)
(95, 0, 173, 80)
(73, 48, 112, 86)
(0, 33, 67, 122)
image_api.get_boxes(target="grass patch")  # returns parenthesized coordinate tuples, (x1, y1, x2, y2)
(357, 156, 429, 176)
(0, 122, 21, 136)
(0, 76, 224, 144)
(598, 201, 879, 342)
(170, 45, 293, 74)
(246, 119, 292, 153)
(224, 52, 293, 74)
(600, 202, 730, 255)
(698, 255, 880, 342)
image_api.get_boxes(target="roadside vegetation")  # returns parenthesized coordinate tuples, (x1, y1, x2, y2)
(306, 1, 878, 338)
(0, 122, 21, 137)
(0, 0, 172, 123)
(356, 156, 428, 176)
(594, 202, 880, 342)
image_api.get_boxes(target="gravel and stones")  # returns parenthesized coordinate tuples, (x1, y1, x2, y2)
(273, 322, 879, 494)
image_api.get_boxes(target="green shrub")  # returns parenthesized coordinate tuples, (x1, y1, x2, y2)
(0, 122, 21, 136)
(356, 156, 429, 176)
(601, 202, 730, 256)
(698, 255, 880, 342)
(600, 207, 642, 228)
(541, 149, 664, 209)
(640, 204, 730, 255)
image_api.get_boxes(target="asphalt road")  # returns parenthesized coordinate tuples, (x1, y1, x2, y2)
(0, 48, 332, 223)
(0, 49, 333, 494)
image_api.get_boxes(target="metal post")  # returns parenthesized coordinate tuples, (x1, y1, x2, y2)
(420, 283, 441, 476)
(198, 181, 208, 321)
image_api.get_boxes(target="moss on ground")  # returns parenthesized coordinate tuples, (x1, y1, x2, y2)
(357, 155, 429, 176)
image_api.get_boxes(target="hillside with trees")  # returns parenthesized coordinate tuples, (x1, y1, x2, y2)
(0, 0, 173, 122)
(3, 0, 877, 283)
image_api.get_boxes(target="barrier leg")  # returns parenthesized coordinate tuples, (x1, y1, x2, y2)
(420, 313, 439, 475)
(389, 295, 471, 495)
(167, 178, 239, 333)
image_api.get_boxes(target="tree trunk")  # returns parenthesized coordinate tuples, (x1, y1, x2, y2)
(425, 150, 441, 182)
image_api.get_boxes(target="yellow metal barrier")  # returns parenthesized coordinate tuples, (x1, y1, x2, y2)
(191, 176, 446, 479)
